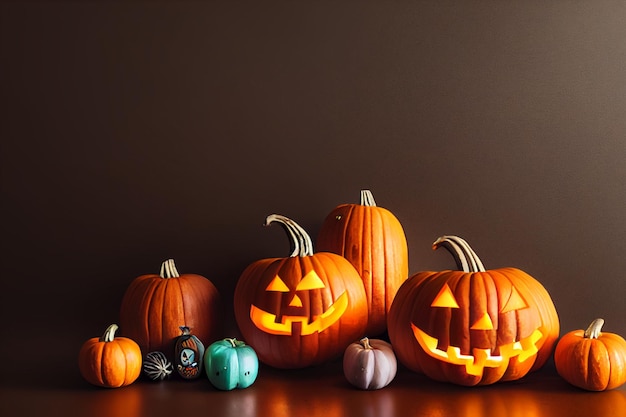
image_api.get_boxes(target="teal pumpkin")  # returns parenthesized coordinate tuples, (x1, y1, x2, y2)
(204, 338, 259, 390)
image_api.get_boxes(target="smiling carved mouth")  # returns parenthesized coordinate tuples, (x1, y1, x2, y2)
(411, 323, 544, 376)
(250, 291, 349, 336)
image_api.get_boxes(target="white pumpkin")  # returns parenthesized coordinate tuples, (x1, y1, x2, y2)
(343, 337, 397, 390)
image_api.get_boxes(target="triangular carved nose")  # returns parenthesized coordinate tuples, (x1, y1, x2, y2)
(289, 294, 303, 307)
(471, 313, 494, 330)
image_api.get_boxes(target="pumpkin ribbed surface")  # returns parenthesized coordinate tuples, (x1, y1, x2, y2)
(234, 214, 368, 369)
(317, 190, 408, 336)
(78, 324, 142, 388)
(387, 236, 559, 386)
(119, 260, 220, 358)
(554, 319, 626, 391)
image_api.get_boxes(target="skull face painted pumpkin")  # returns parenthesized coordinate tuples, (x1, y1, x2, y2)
(234, 214, 368, 369)
(388, 236, 560, 386)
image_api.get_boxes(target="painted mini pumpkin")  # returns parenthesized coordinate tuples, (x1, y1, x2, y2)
(143, 351, 173, 381)
(78, 324, 142, 388)
(343, 337, 397, 390)
(554, 318, 626, 391)
(119, 259, 220, 359)
(388, 236, 560, 386)
(204, 338, 259, 390)
(174, 326, 205, 380)
(233, 214, 368, 369)
(317, 190, 409, 336)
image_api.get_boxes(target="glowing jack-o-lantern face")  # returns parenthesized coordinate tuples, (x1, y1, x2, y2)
(410, 280, 545, 379)
(388, 236, 560, 386)
(250, 270, 349, 336)
(234, 214, 368, 369)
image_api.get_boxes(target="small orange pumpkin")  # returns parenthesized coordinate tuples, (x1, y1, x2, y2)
(554, 318, 626, 391)
(234, 214, 368, 369)
(317, 190, 409, 336)
(78, 324, 142, 388)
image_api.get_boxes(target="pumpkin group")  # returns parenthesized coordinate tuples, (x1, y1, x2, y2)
(554, 318, 626, 391)
(78, 324, 142, 388)
(119, 259, 220, 359)
(317, 190, 409, 336)
(388, 235, 560, 386)
(233, 214, 368, 369)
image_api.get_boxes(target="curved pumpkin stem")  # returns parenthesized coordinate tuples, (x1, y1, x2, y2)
(100, 324, 119, 343)
(360, 337, 373, 350)
(159, 259, 180, 278)
(224, 337, 245, 348)
(360, 189, 376, 207)
(432, 235, 486, 273)
(584, 318, 605, 339)
(265, 214, 314, 257)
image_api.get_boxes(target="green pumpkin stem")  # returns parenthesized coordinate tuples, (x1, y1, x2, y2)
(265, 214, 314, 257)
(100, 324, 119, 343)
(159, 259, 180, 278)
(360, 190, 376, 207)
(433, 235, 486, 273)
(584, 318, 605, 339)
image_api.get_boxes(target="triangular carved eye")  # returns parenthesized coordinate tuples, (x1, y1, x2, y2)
(501, 286, 528, 313)
(431, 284, 460, 308)
(266, 275, 290, 292)
(296, 271, 326, 291)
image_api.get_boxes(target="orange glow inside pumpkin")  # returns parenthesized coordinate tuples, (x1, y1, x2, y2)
(411, 282, 544, 376)
(249, 270, 348, 336)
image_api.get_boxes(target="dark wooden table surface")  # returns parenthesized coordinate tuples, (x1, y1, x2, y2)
(2, 340, 625, 417)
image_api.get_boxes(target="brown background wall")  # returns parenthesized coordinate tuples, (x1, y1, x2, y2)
(2, 1, 625, 371)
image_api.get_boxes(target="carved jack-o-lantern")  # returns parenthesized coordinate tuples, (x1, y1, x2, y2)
(234, 214, 368, 369)
(388, 236, 560, 386)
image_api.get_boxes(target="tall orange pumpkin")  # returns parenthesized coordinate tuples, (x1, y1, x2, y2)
(234, 214, 368, 369)
(119, 259, 220, 358)
(387, 235, 560, 386)
(317, 190, 409, 336)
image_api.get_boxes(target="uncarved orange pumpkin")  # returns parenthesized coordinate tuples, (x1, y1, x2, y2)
(554, 318, 626, 391)
(119, 259, 220, 359)
(78, 324, 142, 388)
(317, 190, 409, 336)
(388, 235, 560, 386)
(234, 214, 368, 369)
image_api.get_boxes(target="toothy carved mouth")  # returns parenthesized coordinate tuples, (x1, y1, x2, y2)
(250, 292, 348, 336)
(411, 323, 543, 377)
